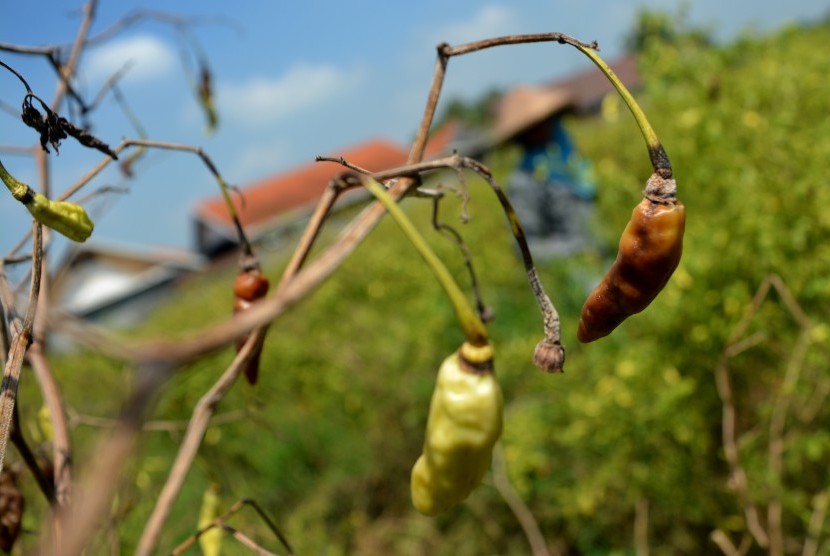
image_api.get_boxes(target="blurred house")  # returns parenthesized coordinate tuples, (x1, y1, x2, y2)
(192, 137, 411, 257)
(51, 242, 205, 328)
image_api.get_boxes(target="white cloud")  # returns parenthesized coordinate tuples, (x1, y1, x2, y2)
(218, 64, 358, 128)
(83, 34, 175, 84)
(426, 5, 520, 45)
(231, 139, 295, 182)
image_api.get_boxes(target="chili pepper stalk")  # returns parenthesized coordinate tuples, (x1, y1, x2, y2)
(571, 44, 672, 179)
(362, 176, 489, 349)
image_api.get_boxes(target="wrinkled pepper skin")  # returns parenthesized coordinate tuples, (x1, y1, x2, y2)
(578, 196, 685, 343)
(411, 345, 503, 516)
(233, 269, 270, 384)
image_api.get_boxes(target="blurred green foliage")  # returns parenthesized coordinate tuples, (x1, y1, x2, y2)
(16, 14, 830, 555)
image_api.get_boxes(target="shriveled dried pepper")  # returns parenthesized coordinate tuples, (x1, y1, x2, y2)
(578, 174, 685, 342)
(411, 342, 503, 516)
(233, 268, 270, 384)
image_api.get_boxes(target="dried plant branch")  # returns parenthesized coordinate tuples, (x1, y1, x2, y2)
(711, 530, 743, 556)
(491, 444, 551, 556)
(171, 498, 294, 556)
(766, 277, 813, 556)
(278, 158, 374, 291)
(136, 330, 265, 556)
(713, 274, 818, 553)
(0, 223, 42, 474)
(67, 408, 245, 433)
(51, 0, 99, 114)
(221, 525, 279, 555)
(8, 403, 54, 502)
(714, 331, 770, 549)
(430, 191, 491, 322)
(26, 343, 72, 507)
(634, 497, 650, 556)
(83, 9, 242, 49)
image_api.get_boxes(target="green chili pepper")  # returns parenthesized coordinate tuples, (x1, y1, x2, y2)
(24, 192, 95, 243)
(411, 342, 503, 516)
(1, 159, 94, 242)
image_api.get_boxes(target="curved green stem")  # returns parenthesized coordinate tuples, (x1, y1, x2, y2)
(362, 177, 489, 346)
(0, 159, 29, 201)
(573, 44, 672, 178)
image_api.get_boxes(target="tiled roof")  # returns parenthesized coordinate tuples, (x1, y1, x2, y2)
(194, 138, 410, 237)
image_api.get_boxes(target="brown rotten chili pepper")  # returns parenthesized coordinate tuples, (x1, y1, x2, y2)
(233, 268, 270, 384)
(578, 174, 685, 342)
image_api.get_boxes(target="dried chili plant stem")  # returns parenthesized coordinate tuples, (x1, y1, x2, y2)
(26, 343, 72, 506)
(9, 403, 53, 501)
(491, 444, 551, 556)
(58, 332, 266, 556)
(171, 498, 294, 556)
(278, 162, 364, 289)
(712, 274, 815, 551)
(136, 330, 266, 556)
(0, 223, 42, 475)
(430, 192, 490, 322)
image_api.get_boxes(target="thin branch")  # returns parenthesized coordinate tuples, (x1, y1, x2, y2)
(766, 277, 813, 556)
(0, 223, 42, 474)
(83, 9, 242, 48)
(136, 330, 265, 556)
(714, 337, 770, 548)
(67, 408, 245, 433)
(171, 498, 294, 556)
(441, 33, 597, 57)
(430, 191, 490, 322)
(711, 530, 742, 556)
(26, 343, 72, 507)
(9, 403, 54, 502)
(491, 444, 551, 556)
(221, 525, 279, 556)
(50, 0, 98, 112)
(634, 497, 650, 556)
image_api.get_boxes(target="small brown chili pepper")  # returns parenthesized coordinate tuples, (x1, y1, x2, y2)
(233, 269, 270, 384)
(578, 174, 685, 342)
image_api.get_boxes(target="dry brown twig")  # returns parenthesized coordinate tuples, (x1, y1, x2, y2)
(490, 444, 552, 556)
(712, 274, 821, 555)
(170, 498, 294, 556)
(135, 330, 266, 555)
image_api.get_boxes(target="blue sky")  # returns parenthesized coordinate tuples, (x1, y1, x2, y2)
(1, 1, 827, 256)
